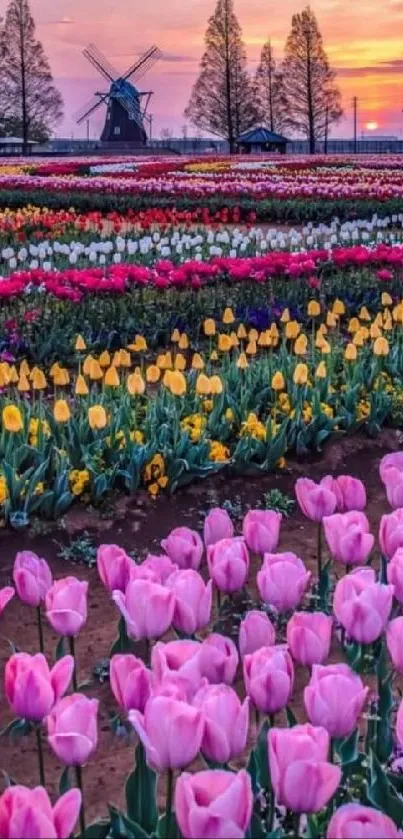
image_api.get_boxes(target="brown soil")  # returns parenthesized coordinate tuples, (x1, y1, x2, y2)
(0, 428, 400, 823)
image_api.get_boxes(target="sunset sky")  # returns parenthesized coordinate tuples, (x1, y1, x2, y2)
(29, 0, 403, 139)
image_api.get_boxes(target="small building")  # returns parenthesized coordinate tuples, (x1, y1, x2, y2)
(237, 126, 288, 154)
(0, 137, 37, 156)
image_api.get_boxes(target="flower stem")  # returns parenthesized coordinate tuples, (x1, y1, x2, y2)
(216, 588, 221, 613)
(76, 764, 86, 836)
(69, 636, 78, 692)
(317, 521, 322, 581)
(36, 726, 45, 787)
(293, 813, 301, 837)
(166, 768, 174, 838)
(254, 707, 260, 733)
(37, 605, 44, 655)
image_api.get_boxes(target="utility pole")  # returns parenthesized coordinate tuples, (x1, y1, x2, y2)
(353, 97, 358, 153)
(324, 105, 329, 154)
(86, 119, 90, 142)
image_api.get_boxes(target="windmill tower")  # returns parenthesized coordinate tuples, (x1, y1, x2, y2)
(74, 43, 162, 145)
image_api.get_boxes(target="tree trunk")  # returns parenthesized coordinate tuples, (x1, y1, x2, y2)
(19, 9, 27, 154)
(224, 0, 234, 152)
(306, 38, 315, 154)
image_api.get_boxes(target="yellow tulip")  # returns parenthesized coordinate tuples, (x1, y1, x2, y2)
(210, 375, 223, 395)
(98, 350, 111, 368)
(285, 321, 300, 340)
(307, 300, 321, 317)
(359, 306, 371, 322)
(88, 405, 107, 430)
(53, 399, 71, 423)
(333, 299, 345, 316)
(19, 360, 30, 378)
(134, 336, 148, 352)
(174, 353, 186, 371)
(168, 370, 187, 397)
(315, 361, 327, 378)
(32, 369, 47, 390)
(104, 366, 120, 387)
(156, 353, 167, 369)
(120, 349, 131, 368)
(2, 404, 23, 433)
(271, 371, 285, 391)
(146, 365, 161, 384)
(230, 332, 239, 347)
(373, 337, 389, 357)
(83, 354, 94, 376)
(127, 370, 145, 395)
(294, 334, 308, 355)
(237, 352, 248, 369)
(75, 375, 89, 396)
(53, 368, 70, 386)
(293, 363, 308, 385)
(50, 362, 60, 378)
(270, 323, 279, 341)
(345, 343, 357, 361)
(326, 312, 338, 328)
(280, 308, 290, 323)
(0, 366, 10, 387)
(382, 292, 392, 307)
(249, 329, 258, 342)
(162, 370, 173, 389)
(196, 373, 211, 395)
(203, 319, 216, 337)
(370, 324, 382, 339)
(17, 374, 30, 392)
(316, 332, 326, 349)
(321, 340, 331, 354)
(353, 331, 364, 347)
(171, 328, 181, 343)
(8, 365, 19, 384)
(222, 307, 235, 324)
(246, 340, 257, 356)
(89, 360, 103, 381)
(218, 334, 232, 352)
(393, 303, 403, 324)
(75, 335, 86, 351)
(178, 333, 189, 350)
(112, 351, 122, 367)
(237, 323, 247, 339)
(191, 353, 204, 370)
(348, 318, 360, 334)
(210, 350, 219, 362)
(161, 351, 173, 370)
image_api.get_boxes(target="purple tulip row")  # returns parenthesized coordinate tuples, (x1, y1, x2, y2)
(1, 458, 403, 836)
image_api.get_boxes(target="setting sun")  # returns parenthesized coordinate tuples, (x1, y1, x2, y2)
(366, 121, 379, 131)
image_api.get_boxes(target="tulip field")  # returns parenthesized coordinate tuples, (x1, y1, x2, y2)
(2, 152, 403, 838)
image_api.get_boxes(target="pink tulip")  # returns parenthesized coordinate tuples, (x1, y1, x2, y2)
(323, 511, 374, 566)
(257, 552, 311, 613)
(45, 577, 88, 637)
(386, 617, 403, 673)
(379, 508, 403, 558)
(387, 548, 403, 603)
(207, 538, 249, 593)
(199, 633, 239, 685)
(175, 769, 253, 839)
(47, 693, 98, 766)
(396, 698, 403, 747)
(5, 652, 74, 722)
(110, 654, 151, 713)
(129, 695, 204, 771)
(287, 612, 333, 667)
(380, 452, 403, 484)
(0, 785, 82, 839)
(268, 724, 341, 813)
(327, 803, 402, 839)
(382, 469, 403, 509)
(243, 645, 294, 714)
(142, 554, 179, 583)
(113, 578, 174, 640)
(204, 508, 234, 547)
(327, 475, 367, 513)
(193, 683, 249, 764)
(242, 509, 282, 555)
(333, 568, 393, 644)
(151, 640, 203, 699)
(238, 610, 275, 657)
(0, 587, 14, 616)
(13, 551, 52, 607)
(304, 663, 368, 738)
(165, 569, 212, 634)
(295, 477, 337, 522)
(161, 527, 203, 570)
(96, 544, 135, 593)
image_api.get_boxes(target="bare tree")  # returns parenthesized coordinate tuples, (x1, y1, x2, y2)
(0, 0, 63, 149)
(282, 6, 342, 153)
(185, 0, 259, 153)
(254, 40, 287, 134)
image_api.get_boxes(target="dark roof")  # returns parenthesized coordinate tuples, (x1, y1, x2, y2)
(237, 126, 288, 144)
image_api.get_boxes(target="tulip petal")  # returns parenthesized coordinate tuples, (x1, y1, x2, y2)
(53, 789, 82, 839)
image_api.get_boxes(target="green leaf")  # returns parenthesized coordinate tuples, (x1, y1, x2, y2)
(286, 706, 298, 727)
(156, 812, 179, 839)
(245, 749, 259, 795)
(336, 728, 359, 768)
(110, 616, 135, 656)
(81, 821, 111, 839)
(108, 804, 150, 839)
(255, 719, 270, 791)
(59, 766, 72, 796)
(55, 636, 66, 661)
(125, 741, 158, 835)
(0, 718, 33, 738)
(367, 750, 403, 826)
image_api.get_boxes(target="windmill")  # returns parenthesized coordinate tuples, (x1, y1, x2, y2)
(74, 43, 162, 145)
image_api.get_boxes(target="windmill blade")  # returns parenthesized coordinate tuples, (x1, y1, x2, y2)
(83, 43, 118, 83)
(115, 90, 142, 124)
(123, 45, 162, 83)
(74, 93, 109, 125)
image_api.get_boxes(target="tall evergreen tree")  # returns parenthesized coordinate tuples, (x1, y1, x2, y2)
(0, 0, 63, 149)
(255, 39, 287, 134)
(185, 0, 258, 152)
(281, 6, 342, 153)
